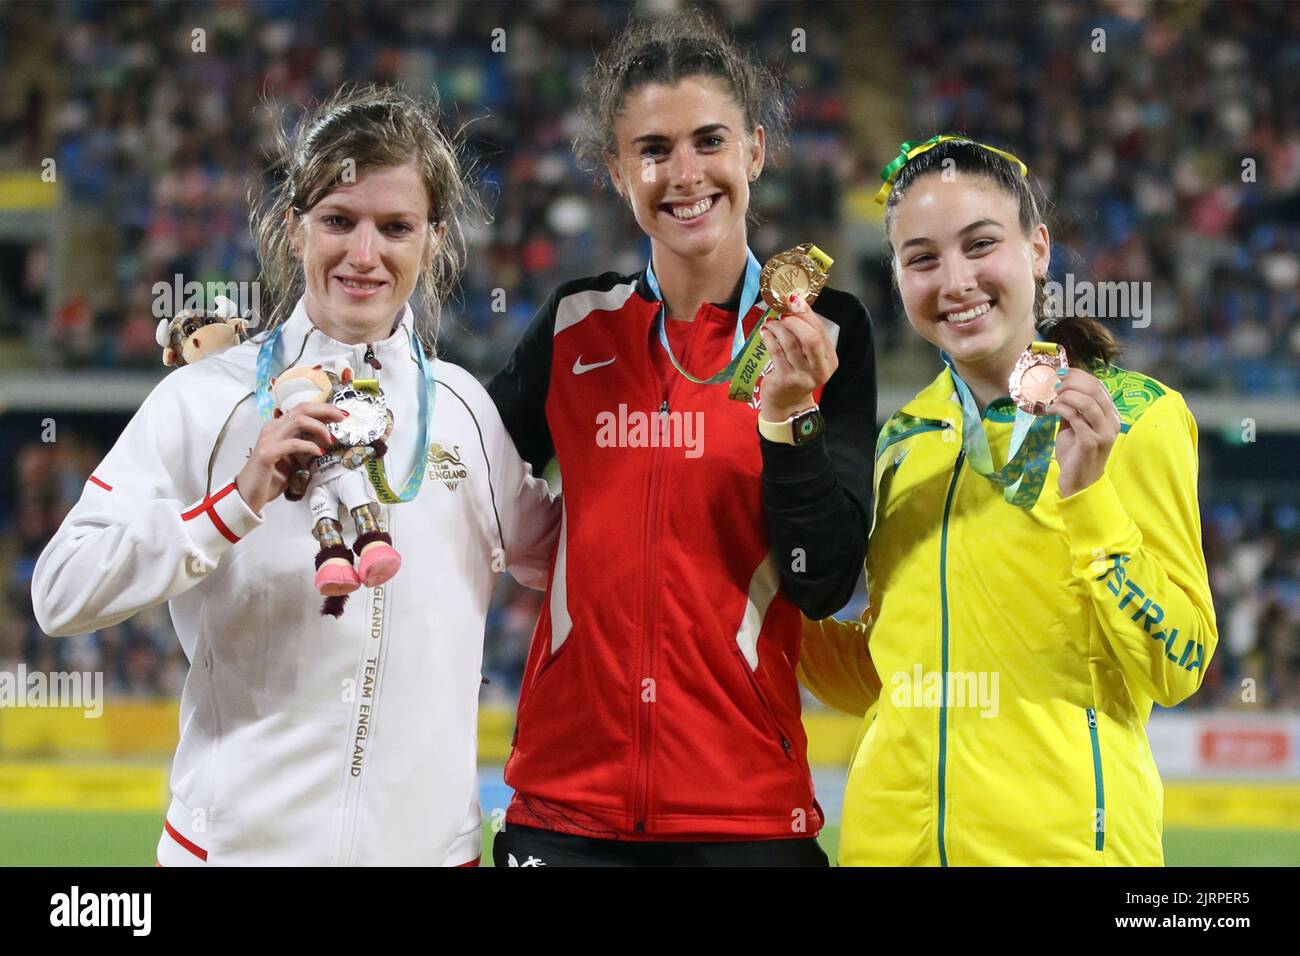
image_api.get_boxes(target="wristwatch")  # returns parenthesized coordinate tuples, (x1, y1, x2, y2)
(758, 405, 824, 446)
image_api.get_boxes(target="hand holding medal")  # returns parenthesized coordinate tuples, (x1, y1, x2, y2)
(1002, 341, 1123, 500)
(1035, 355, 1123, 499)
(756, 286, 840, 420)
(732, 243, 835, 405)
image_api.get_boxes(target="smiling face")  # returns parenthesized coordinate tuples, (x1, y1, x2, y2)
(889, 175, 1050, 377)
(605, 77, 763, 265)
(290, 160, 444, 344)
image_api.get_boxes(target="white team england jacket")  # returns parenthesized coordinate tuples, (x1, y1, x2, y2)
(32, 300, 559, 866)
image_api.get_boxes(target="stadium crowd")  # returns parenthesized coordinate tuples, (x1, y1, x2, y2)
(2, 0, 1298, 710)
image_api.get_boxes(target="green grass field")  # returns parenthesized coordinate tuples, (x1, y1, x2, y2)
(2, 811, 1297, 866)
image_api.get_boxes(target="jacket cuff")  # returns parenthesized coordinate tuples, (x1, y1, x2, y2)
(759, 433, 836, 509)
(180, 479, 262, 557)
(1058, 472, 1141, 566)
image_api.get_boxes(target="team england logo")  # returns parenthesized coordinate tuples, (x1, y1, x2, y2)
(426, 442, 469, 491)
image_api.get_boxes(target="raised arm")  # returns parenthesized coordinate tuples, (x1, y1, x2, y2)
(760, 288, 876, 618)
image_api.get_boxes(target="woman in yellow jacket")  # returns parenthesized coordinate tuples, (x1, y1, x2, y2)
(800, 136, 1218, 866)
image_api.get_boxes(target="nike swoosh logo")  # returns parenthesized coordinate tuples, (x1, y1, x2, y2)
(572, 355, 616, 375)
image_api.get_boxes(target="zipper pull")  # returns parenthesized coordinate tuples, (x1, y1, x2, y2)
(364, 344, 382, 371)
(658, 399, 669, 418)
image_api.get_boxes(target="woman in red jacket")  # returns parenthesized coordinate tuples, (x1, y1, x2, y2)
(487, 12, 875, 866)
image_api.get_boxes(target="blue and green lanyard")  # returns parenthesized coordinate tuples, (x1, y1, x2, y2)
(644, 249, 767, 385)
(943, 353, 1059, 510)
(254, 320, 435, 504)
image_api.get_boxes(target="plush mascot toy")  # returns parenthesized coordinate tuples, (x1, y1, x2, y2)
(270, 364, 403, 616)
(156, 296, 247, 366)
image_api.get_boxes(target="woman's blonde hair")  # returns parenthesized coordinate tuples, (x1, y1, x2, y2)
(251, 84, 480, 350)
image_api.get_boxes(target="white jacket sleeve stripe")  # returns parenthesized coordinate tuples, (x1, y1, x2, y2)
(32, 377, 262, 638)
(180, 481, 251, 544)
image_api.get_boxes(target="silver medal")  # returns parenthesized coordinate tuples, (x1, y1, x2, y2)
(328, 386, 392, 447)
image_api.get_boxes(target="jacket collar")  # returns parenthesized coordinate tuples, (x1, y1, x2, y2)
(277, 297, 418, 366)
(633, 267, 758, 325)
(898, 362, 1020, 426)
(898, 365, 962, 423)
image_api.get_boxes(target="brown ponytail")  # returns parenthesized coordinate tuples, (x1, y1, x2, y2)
(1033, 278, 1121, 370)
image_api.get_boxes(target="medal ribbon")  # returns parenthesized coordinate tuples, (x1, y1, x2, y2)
(645, 249, 776, 401)
(943, 351, 1059, 510)
(645, 245, 834, 402)
(255, 320, 435, 504)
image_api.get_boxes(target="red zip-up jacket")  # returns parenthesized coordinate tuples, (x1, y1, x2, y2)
(487, 268, 875, 839)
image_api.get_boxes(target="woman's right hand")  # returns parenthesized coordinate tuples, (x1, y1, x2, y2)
(235, 402, 346, 515)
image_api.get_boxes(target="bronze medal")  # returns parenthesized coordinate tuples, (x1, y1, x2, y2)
(1009, 343, 1068, 415)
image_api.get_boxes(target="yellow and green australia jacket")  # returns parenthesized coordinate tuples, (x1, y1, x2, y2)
(799, 364, 1218, 866)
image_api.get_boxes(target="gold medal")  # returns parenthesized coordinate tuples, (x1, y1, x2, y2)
(729, 243, 834, 403)
(758, 243, 834, 313)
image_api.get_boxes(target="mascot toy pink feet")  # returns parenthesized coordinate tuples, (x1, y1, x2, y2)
(315, 560, 361, 596)
(356, 538, 402, 588)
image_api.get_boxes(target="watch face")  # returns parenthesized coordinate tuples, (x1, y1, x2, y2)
(792, 409, 824, 445)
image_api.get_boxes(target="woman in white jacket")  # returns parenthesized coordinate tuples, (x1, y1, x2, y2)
(32, 86, 559, 866)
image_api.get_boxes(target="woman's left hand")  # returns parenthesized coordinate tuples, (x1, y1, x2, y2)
(758, 294, 839, 421)
(1049, 368, 1123, 498)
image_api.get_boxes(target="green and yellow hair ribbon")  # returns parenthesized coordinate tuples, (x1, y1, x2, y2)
(874, 134, 1029, 204)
